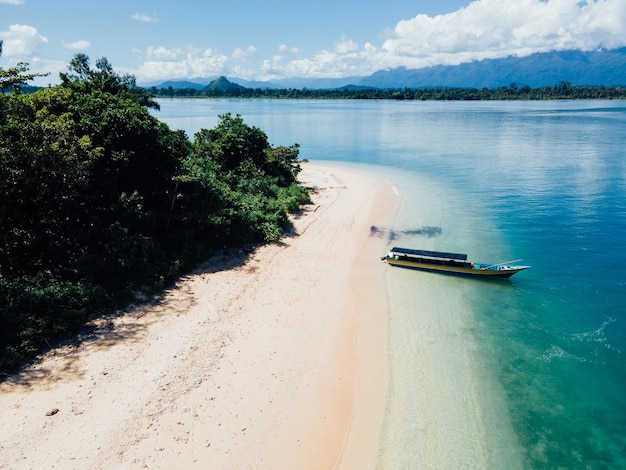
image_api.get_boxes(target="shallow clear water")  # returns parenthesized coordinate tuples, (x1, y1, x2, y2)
(153, 99, 626, 468)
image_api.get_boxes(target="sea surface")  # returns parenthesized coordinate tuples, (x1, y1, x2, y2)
(153, 98, 626, 468)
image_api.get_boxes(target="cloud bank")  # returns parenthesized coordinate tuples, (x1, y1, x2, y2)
(2, 0, 625, 83)
(137, 45, 229, 80)
(380, 0, 626, 69)
(134, 0, 626, 81)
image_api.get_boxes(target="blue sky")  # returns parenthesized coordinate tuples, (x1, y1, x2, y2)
(1, 0, 625, 85)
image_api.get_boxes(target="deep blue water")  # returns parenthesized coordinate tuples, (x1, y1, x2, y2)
(153, 99, 626, 468)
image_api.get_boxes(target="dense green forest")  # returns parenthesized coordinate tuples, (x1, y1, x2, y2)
(150, 79, 626, 100)
(0, 53, 309, 373)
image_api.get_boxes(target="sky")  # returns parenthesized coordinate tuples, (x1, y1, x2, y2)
(1, 0, 625, 86)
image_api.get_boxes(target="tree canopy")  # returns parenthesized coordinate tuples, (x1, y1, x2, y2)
(0, 55, 309, 372)
(60, 53, 159, 109)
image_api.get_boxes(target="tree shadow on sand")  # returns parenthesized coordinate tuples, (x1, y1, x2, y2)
(1, 247, 258, 389)
(0, 316, 151, 389)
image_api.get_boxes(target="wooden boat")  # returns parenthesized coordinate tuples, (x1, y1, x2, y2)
(381, 247, 530, 279)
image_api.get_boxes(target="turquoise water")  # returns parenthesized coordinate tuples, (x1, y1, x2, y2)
(153, 99, 626, 468)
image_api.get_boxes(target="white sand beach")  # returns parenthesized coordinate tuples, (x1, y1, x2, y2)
(0, 163, 398, 470)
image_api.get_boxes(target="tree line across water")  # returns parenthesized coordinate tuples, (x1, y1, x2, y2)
(150, 79, 626, 101)
(0, 53, 309, 373)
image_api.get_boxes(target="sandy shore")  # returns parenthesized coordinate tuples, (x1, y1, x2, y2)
(0, 163, 397, 470)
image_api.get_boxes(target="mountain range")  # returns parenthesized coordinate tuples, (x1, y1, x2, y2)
(147, 48, 626, 90)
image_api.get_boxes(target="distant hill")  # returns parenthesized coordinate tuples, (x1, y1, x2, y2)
(204, 76, 246, 91)
(359, 48, 626, 89)
(147, 48, 626, 91)
(150, 76, 249, 92)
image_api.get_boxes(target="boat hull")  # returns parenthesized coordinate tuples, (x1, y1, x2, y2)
(385, 259, 527, 279)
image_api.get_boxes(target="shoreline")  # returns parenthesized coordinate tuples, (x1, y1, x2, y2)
(372, 168, 525, 469)
(338, 178, 398, 468)
(0, 162, 398, 469)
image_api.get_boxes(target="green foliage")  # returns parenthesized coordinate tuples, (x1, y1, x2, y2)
(0, 57, 308, 373)
(0, 41, 49, 93)
(193, 113, 269, 172)
(60, 53, 159, 109)
(277, 183, 311, 213)
(0, 273, 108, 371)
(266, 144, 304, 186)
(0, 62, 49, 93)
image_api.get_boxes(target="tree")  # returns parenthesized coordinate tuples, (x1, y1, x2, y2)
(60, 53, 159, 109)
(555, 80, 573, 97)
(0, 41, 49, 93)
(265, 144, 303, 185)
(193, 113, 270, 173)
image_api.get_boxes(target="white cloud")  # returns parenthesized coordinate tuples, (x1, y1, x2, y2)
(0, 24, 48, 57)
(136, 45, 228, 80)
(232, 45, 257, 60)
(145, 46, 179, 61)
(132, 12, 159, 23)
(0, 0, 24, 4)
(278, 44, 300, 54)
(264, 41, 380, 79)
(334, 36, 358, 54)
(62, 40, 91, 50)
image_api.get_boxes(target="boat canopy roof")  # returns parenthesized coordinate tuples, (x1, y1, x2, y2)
(390, 247, 468, 261)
